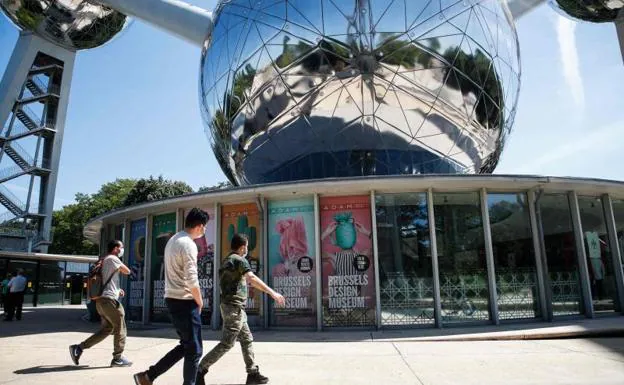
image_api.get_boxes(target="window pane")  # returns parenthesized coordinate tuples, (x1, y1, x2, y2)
(376, 193, 434, 326)
(539, 194, 582, 316)
(37, 261, 65, 305)
(612, 199, 624, 286)
(578, 196, 618, 313)
(488, 193, 540, 320)
(434, 192, 490, 323)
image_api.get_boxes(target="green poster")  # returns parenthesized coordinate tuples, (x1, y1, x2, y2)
(150, 213, 177, 323)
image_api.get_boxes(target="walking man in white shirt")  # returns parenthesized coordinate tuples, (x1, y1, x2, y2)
(3, 269, 27, 321)
(69, 240, 133, 367)
(133, 208, 210, 385)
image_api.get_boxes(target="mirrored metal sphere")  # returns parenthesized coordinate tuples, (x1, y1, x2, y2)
(549, 0, 624, 22)
(0, 0, 129, 50)
(200, 0, 520, 185)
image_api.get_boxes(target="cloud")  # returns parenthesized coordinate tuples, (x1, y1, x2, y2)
(511, 120, 624, 173)
(556, 17, 585, 108)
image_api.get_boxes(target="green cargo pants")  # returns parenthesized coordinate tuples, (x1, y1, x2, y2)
(199, 304, 258, 373)
(80, 297, 127, 359)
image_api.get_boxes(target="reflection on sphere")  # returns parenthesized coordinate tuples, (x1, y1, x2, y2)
(1, 0, 129, 50)
(200, 0, 521, 185)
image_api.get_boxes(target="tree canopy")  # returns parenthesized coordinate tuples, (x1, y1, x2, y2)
(49, 176, 227, 255)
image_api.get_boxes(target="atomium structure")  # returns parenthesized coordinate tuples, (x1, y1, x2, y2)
(0, 0, 622, 252)
(0, 0, 130, 252)
(200, 0, 520, 185)
(0, 0, 129, 50)
(549, 0, 624, 22)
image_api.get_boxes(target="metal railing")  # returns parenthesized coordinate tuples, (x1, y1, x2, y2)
(31, 76, 60, 96)
(20, 105, 42, 125)
(0, 165, 25, 181)
(7, 141, 37, 167)
(0, 184, 27, 212)
(2, 119, 30, 138)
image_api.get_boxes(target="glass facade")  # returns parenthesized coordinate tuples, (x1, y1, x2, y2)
(376, 193, 434, 326)
(7, 259, 38, 306)
(539, 194, 582, 316)
(433, 192, 490, 323)
(577, 196, 618, 313)
(612, 199, 624, 280)
(487, 193, 540, 320)
(88, 181, 624, 329)
(37, 261, 65, 305)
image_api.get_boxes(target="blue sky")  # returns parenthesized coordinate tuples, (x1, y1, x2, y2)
(0, 1, 623, 210)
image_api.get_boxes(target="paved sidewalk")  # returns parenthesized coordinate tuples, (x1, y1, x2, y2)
(0, 306, 623, 384)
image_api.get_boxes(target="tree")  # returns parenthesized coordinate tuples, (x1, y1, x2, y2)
(50, 176, 194, 255)
(49, 179, 137, 255)
(198, 181, 232, 192)
(123, 175, 193, 207)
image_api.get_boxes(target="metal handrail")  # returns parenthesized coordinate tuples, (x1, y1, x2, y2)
(0, 165, 25, 181)
(0, 185, 26, 211)
(8, 141, 36, 166)
(31, 76, 60, 96)
(32, 76, 47, 93)
(18, 105, 42, 127)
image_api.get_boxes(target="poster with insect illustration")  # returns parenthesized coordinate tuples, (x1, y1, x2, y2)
(320, 195, 375, 327)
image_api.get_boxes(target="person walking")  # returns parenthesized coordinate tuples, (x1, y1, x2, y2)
(1, 273, 13, 315)
(69, 240, 132, 367)
(132, 208, 210, 385)
(196, 233, 285, 385)
(4, 270, 26, 321)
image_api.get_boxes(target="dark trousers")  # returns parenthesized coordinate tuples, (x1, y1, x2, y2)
(5, 291, 24, 320)
(147, 298, 203, 385)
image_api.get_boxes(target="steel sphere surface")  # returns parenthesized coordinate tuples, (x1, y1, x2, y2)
(0, 0, 129, 50)
(548, 0, 623, 22)
(200, 0, 520, 186)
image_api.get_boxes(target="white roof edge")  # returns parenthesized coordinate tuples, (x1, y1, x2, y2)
(83, 174, 624, 244)
(0, 251, 98, 263)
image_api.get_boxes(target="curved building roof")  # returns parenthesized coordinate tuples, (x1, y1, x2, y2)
(83, 174, 624, 243)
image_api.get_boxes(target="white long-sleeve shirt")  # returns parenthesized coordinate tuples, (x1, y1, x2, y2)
(164, 231, 200, 300)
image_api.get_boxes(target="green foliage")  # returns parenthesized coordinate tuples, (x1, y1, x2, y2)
(49, 178, 136, 255)
(122, 175, 193, 207)
(198, 181, 232, 192)
(443, 47, 503, 130)
(50, 176, 203, 255)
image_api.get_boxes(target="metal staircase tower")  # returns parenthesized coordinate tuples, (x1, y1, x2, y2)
(0, 33, 75, 252)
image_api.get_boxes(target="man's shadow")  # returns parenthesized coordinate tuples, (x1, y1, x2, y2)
(14, 365, 110, 374)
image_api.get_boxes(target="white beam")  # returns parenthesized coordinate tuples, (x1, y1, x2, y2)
(617, 20, 624, 65)
(507, 0, 546, 19)
(97, 0, 213, 47)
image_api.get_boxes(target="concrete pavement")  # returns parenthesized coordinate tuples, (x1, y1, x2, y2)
(0, 306, 623, 384)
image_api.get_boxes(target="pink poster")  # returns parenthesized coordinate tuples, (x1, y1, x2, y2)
(320, 195, 376, 326)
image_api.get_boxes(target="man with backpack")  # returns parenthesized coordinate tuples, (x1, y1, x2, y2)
(69, 240, 132, 367)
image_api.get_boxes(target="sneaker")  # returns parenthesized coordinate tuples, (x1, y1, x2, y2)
(133, 371, 152, 385)
(246, 371, 269, 384)
(69, 345, 83, 365)
(111, 356, 133, 367)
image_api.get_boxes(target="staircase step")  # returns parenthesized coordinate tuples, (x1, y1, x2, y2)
(15, 110, 38, 130)
(5, 147, 31, 170)
(25, 79, 43, 97)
